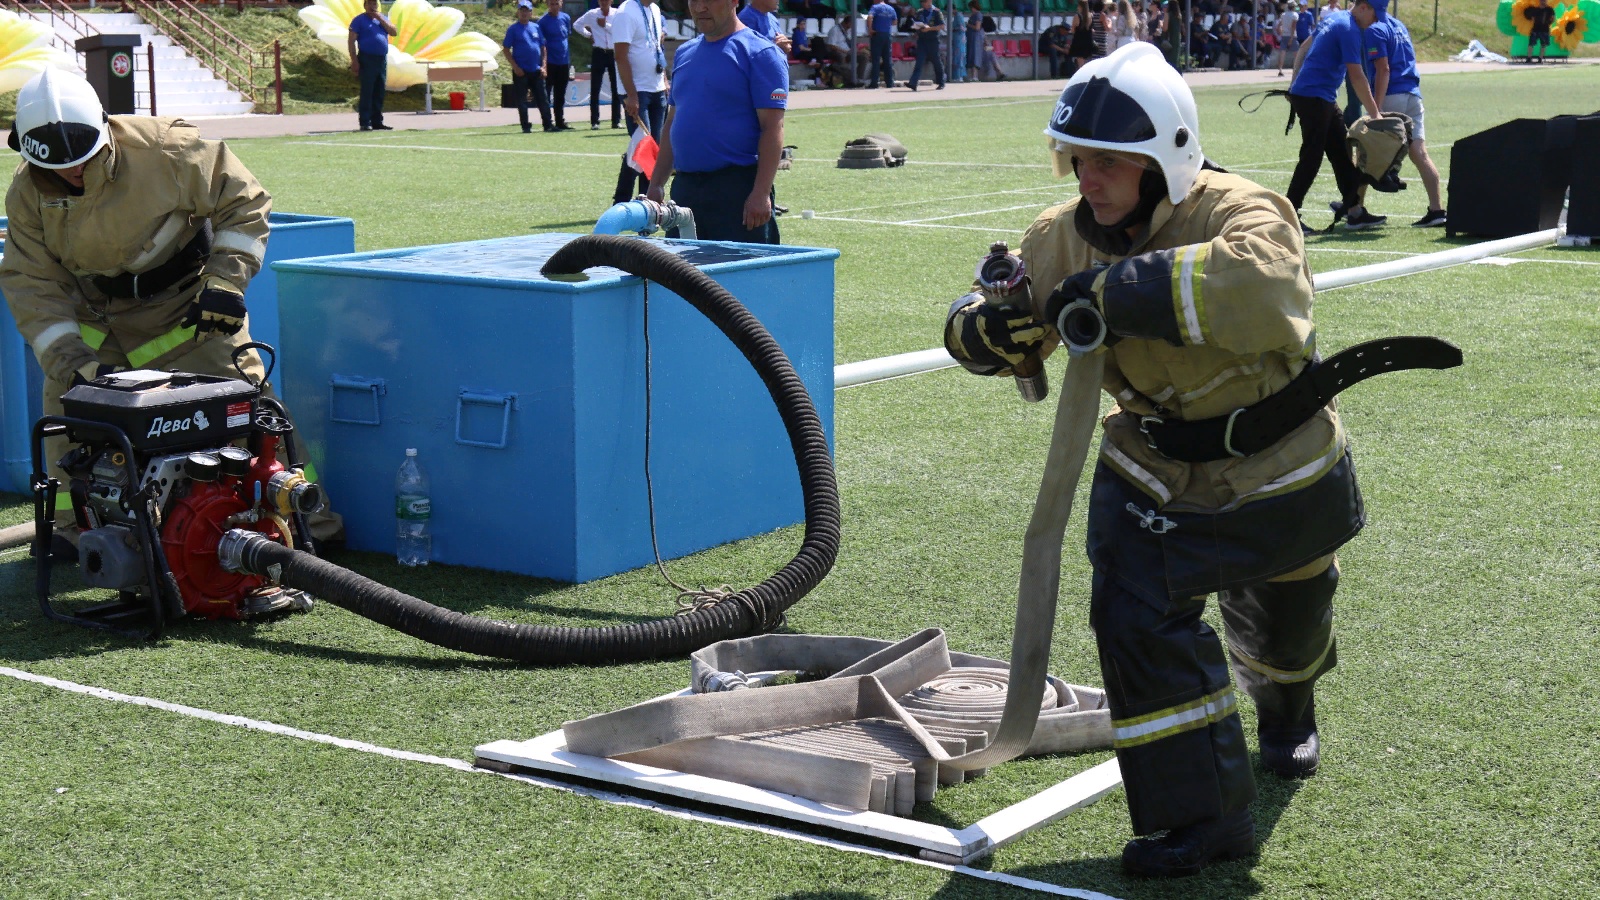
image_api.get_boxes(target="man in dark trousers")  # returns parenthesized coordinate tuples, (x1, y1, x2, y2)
(575, 0, 623, 129)
(538, 0, 575, 130)
(866, 0, 899, 87)
(1284, 0, 1388, 231)
(907, 0, 947, 90)
(645, 0, 787, 242)
(502, 0, 554, 133)
(347, 0, 397, 131)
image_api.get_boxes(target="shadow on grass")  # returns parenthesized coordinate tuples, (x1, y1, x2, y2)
(946, 763, 1305, 900)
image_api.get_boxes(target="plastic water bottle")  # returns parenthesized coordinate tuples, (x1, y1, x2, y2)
(395, 448, 431, 566)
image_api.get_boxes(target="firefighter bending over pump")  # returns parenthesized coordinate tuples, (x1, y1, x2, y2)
(0, 70, 340, 558)
(946, 43, 1362, 877)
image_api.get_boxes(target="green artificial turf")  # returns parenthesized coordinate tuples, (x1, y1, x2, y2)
(1, 66, 1598, 899)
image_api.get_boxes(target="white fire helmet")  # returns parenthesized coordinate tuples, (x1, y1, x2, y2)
(1043, 42, 1203, 206)
(6, 69, 111, 170)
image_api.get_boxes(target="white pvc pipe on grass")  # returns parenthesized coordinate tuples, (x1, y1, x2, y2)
(834, 227, 1563, 389)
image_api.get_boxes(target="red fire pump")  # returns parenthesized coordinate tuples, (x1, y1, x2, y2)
(32, 356, 323, 638)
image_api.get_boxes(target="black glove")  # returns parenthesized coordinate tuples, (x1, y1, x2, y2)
(1044, 268, 1120, 352)
(944, 293, 1048, 377)
(184, 284, 247, 342)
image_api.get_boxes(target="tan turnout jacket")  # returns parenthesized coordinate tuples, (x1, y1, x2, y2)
(1020, 168, 1347, 514)
(0, 116, 270, 384)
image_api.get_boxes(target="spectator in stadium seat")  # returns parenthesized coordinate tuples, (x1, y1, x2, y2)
(647, 0, 787, 243)
(1042, 21, 1073, 77)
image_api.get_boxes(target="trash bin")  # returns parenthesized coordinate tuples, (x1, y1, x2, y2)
(274, 233, 838, 582)
(449, 91, 466, 111)
(0, 213, 356, 496)
(76, 34, 142, 115)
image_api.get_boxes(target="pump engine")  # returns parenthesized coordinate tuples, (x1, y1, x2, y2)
(33, 365, 324, 637)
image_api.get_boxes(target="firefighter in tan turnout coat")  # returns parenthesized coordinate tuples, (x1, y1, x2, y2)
(0, 69, 335, 550)
(945, 43, 1363, 877)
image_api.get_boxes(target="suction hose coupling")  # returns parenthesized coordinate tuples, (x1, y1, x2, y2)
(266, 470, 325, 516)
(218, 528, 274, 574)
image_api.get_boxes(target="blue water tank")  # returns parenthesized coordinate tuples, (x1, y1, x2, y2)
(0, 213, 355, 495)
(274, 233, 837, 583)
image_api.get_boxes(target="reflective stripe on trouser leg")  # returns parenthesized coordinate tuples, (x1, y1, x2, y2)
(1219, 558, 1339, 726)
(1090, 569, 1256, 836)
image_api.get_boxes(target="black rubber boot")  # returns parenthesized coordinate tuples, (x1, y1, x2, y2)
(1122, 808, 1256, 877)
(1259, 696, 1320, 778)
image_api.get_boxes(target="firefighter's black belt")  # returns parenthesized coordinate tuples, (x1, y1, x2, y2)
(1134, 336, 1463, 462)
(92, 220, 212, 301)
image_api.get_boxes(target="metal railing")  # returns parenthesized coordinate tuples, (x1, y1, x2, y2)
(121, 0, 282, 114)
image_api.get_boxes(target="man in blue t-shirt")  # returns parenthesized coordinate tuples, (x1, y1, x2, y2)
(867, 0, 899, 88)
(1284, 0, 1387, 232)
(907, 0, 945, 90)
(1368, 17, 1444, 225)
(347, 0, 397, 131)
(502, 0, 555, 133)
(646, 0, 787, 243)
(738, 0, 794, 54)
(538, 2, 574, 130)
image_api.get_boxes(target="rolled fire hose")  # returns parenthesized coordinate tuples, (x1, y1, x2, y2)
(562, 346, 1109, 773)
(220, 234, 840, 664)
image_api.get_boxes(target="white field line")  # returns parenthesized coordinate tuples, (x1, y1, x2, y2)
(817, 184, 1067, 216)
(901, 203, 1047, 224)
(787, 98, 1053, 118)
(296, 140, 621, 159)
(807, 214, 1013, 234)
(0, 665, 1120, 900)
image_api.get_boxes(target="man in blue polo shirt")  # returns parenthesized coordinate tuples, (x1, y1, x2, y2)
(646, 0, 787, 242)
(538, 2, 574, 130)
(347, 0, 397, 131)
(502, 0, 555, 133)
(867, 0, 899, 88)
(739, 0, 794, 54)
(1285, 0, 1387, 232)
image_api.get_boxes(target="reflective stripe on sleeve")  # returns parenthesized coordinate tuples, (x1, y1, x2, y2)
(78, 323, 109, 350)
(1228, 634, 1334, 684)
(213, 229, 267, 263)
(125, 325, 197, 369)
(1169, 243, 1211, 346)
(32, 321, 85, 357)
(1113, 686, 1238, 749)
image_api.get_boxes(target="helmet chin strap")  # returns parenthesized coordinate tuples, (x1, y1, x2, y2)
(1073, 167, 1168, 256)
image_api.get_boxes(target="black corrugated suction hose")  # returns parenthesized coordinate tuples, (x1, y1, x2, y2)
(234, 234, 840, 664)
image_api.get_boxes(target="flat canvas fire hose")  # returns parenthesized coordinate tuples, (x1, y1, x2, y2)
(563, 349, 1109, 786)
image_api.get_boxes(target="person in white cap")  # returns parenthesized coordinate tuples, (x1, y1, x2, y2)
(945, 42, 1361, 877)
(0, 69, 338, 555)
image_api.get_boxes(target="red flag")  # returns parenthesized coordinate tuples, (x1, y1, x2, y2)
(628, 132, 659, 180)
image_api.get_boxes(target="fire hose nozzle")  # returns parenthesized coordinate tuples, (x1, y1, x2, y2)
(975, 243, 1048, 402)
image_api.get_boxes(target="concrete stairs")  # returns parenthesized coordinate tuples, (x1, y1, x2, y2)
(25, 10, 254, 117)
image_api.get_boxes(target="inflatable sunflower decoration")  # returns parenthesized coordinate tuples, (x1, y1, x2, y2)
(1552, 4, 1589, 49)
(1509, 0, 1538, 35)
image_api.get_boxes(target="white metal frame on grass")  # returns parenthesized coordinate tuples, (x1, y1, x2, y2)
(476, 715, 1124, 865)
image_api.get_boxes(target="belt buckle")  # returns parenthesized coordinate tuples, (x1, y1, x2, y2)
(1137, 414, 1163, 450)
(1222, 408, 1249, 458)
